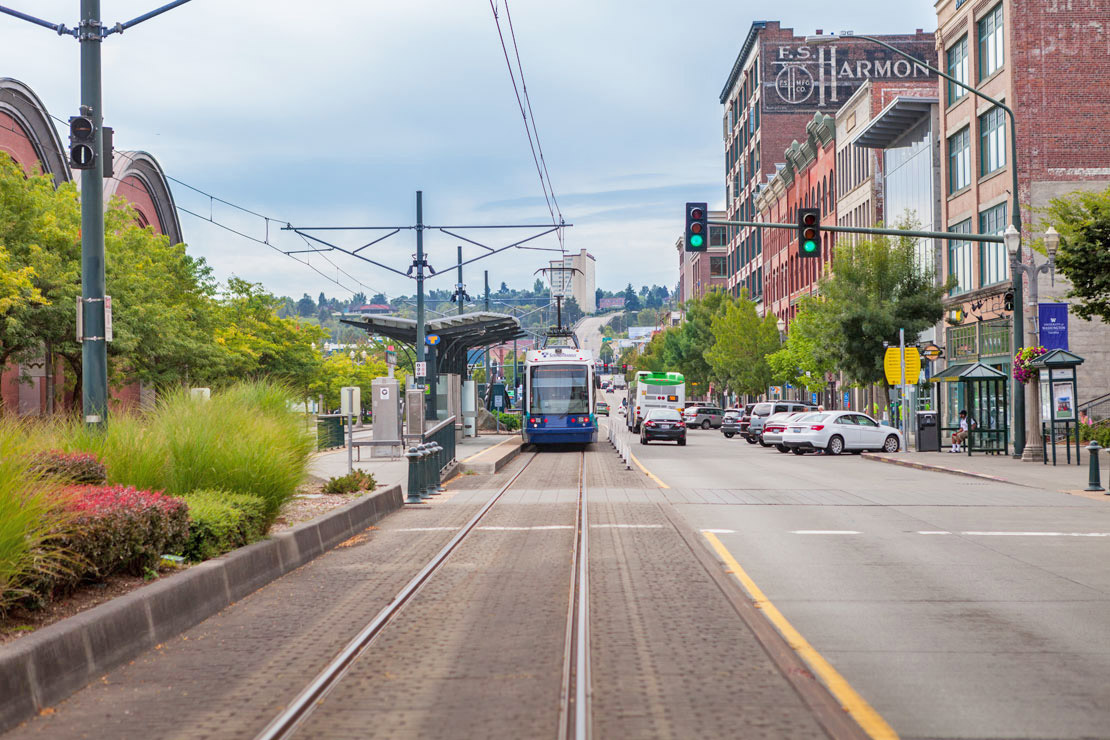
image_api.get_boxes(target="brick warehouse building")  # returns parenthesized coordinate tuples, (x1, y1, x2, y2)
(935, 0, 1110, 405)
(0, 77, 182, 415)
(719, 21, 935, 307)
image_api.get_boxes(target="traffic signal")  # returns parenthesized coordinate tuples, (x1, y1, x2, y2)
(685, 202, 708, 252)
(621, 363, 628, 374)
(797, 208, 821, 258)
(68, 116, 96, 170)
(1004, 290, 1014, 311)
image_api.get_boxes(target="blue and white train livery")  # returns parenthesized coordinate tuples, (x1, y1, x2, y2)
(522, 345, 597, 445)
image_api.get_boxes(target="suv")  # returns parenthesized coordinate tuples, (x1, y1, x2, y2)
(736, 403, 757, 437)
(721, 408, 743, 438)
(683, 405, 724, 429)
(744, 401, 818, 444)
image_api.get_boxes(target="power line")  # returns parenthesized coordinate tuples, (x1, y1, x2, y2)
(488, 0, 564, 249)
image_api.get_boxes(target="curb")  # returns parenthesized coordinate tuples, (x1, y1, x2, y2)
(0, 484, 403, 732)
(461, 440, 522, 475)
(860, 453, 1037, 488)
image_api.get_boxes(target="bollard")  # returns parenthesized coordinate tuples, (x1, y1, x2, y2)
(430, 442, 445, 494)
(1086, 441, 1105, 492)
(405, 447, 424, 504)
(417, 444, 433, 500)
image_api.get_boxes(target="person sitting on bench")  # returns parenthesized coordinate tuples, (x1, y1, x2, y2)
(950, 409, 975, 452)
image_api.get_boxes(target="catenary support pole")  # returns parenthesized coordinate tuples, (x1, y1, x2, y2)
(899, 328, 907, 450)
(457, 245, 464, 316)
(484, 270, 491, 385)
(80, 0, 108, 426)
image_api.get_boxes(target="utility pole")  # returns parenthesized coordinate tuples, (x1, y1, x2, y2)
(484, 270, 491, 384)
(79, 0, 107, 425)
(456, 246, 464, 316)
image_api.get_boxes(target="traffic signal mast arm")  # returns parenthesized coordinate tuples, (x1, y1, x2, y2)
(708, 218, 1005, 245)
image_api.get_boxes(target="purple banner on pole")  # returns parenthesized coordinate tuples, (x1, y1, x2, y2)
(1039, 303, 1069, 350)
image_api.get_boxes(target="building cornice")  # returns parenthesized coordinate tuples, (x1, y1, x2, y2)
(719, 21, 768, 103)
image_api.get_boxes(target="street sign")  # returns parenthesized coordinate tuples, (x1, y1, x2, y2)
(921, 343, 942, 360)
(379, 386, 390, 400)
(414, 361, 427, 377)
(884, 347, 921, 385)
(425, 334, 440, 346)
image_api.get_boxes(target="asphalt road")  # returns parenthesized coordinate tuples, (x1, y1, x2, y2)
(600, 389, 1110, 739)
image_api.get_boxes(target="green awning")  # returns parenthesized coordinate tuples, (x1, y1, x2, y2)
(927, 361, 1007, 383)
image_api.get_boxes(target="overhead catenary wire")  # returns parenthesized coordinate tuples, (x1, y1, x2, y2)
(488, 0, 564, 251)
(6, 112, 397, 301)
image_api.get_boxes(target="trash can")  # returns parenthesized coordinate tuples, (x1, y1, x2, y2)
(916, 410, 940, 452)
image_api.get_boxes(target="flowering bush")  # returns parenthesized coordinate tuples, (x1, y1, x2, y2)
(31, 450, 107, 484)
(1013, 345, 1047, 384)
(45, 486, 189, 596)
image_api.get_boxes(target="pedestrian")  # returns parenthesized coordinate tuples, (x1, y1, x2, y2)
(950, 409, 975, 452)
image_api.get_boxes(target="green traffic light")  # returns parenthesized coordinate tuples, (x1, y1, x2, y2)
(802, 240, 817, 253)
(689, 234, 704, 248)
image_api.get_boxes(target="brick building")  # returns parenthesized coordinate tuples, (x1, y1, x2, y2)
(719, 21, 935, 309)
(754, 113, 836, 326)
(935, 0, 1110, 403)
(0, 77, 182, 415)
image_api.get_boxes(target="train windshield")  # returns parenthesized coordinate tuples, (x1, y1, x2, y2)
(530, 366, 590, 415)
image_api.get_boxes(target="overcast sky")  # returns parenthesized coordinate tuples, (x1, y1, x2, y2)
(4, 1, 936, 300)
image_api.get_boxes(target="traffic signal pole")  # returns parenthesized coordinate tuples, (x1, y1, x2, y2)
(708, 218, 1005, 247)
(79, 0, 108, 425)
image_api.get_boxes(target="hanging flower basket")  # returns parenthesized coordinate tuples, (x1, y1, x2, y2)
(1013, 345, 1046, 384)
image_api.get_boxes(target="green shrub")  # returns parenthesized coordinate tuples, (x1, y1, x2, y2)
(180, 491, 268, 562)
(0, 421, 76, 615)
(496, 412, 521, 431)
(52, 380, 315, 525)
(322, 469, 376, 494)
(1079, 421, 1110, 448)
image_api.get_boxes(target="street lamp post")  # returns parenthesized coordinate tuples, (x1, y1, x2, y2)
(1006, 225, 1059, 462)
(806, 32, 1026, 457)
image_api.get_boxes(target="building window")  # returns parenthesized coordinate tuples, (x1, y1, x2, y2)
(710, 256, 727, 278)
(947, 219, 973, 294)
(710, 224, 728, 248)
(979, 203, 1009, 287)
(946, 35, 969, 104)
(948, 127, 970, 193)
(978, 3, 1004, 80)
(979, 106, 1006, 175)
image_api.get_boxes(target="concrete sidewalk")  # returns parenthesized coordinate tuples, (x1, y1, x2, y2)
(310, 431, 519, 495)
(863, 447, 1106, 498)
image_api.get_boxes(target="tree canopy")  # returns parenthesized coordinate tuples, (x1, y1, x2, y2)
(1043, 186, 1110, 324)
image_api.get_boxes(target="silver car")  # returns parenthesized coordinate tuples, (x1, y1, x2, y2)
(746, 401, 817, 444)
(760, 411, 806, 452)
(682, 405, 725, 430)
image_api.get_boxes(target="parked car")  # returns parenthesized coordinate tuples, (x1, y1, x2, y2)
(782, 411, 904, 455)
(736, 403, 757, 437)
(683, 405, 725, 430)
(745, 401, 817, 444)
(596, 401, 609, 416)
(760, 411, 807, 452)
(640, 407, 687, 445)
(721, 408, 743, 438)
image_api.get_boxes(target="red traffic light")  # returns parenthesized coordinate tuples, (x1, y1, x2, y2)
(689, 207, 704, 220)
(801, 212, 818, 227)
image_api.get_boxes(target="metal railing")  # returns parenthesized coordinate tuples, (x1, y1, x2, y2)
(404, 415, 457, 504)
(1079, 392, 1110, 423)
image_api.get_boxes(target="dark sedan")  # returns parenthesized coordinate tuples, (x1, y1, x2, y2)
(640, 408, 687, 446)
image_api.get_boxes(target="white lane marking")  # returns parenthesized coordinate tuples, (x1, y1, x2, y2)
(961, 531, 1110, 537)
(791, 530, 861, 535)
(394, 527, 458, 532)
(476, 525, 574, 531)
(591, 524, 665, 529)
(918, 531, 952, 535)
(701, 528, 736, 534)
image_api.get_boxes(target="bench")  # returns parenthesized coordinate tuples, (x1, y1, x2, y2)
(350, 439, 403, 461)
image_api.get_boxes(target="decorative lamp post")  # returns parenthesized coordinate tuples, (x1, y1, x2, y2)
(777, 316, 786, 343)
(1007, 225, 1059, 462)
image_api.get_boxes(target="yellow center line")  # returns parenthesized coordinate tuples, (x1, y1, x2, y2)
(702, 532, 899, 740)
(626, 450, 670, 489)
(460, 435, 518, 463)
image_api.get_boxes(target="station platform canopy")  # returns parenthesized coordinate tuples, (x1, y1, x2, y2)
(340, 311, 525, 376)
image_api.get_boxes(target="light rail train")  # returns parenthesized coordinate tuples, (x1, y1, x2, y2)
(521, 344, 598, 445)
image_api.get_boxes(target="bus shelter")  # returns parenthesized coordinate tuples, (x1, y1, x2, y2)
(928, 361, 1010, 455)
(1032, 349, 1085, 466)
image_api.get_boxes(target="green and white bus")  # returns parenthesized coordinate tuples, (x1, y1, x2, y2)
(626, 371, 685, 432)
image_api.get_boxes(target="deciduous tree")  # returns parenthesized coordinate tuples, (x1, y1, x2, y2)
(1042, 186, 1110, 323)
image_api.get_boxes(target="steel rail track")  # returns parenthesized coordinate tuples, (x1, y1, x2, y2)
(254, 448, 593, 740)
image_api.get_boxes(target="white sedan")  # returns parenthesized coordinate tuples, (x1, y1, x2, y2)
(781, 411, 903, 455)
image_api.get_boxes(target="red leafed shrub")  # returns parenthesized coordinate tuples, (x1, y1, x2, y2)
(31, 450, 107, 484)
(48, 486, 189, 595)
